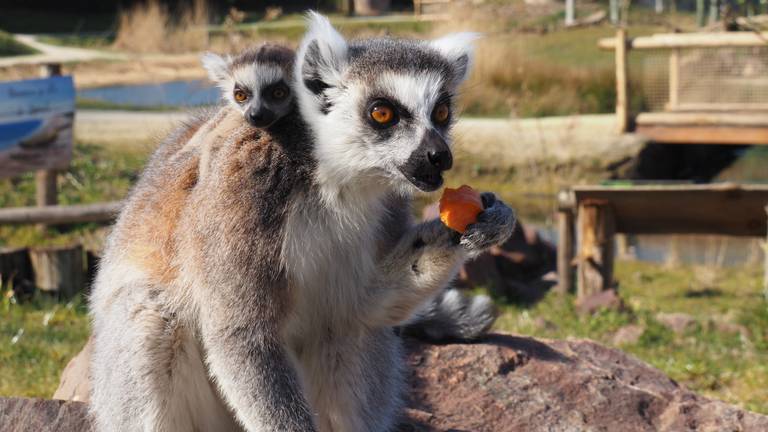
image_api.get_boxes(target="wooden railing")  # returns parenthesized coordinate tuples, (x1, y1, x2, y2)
(598, 31, 768, 137)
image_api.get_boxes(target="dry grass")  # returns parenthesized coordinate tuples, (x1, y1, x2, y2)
(113, 0, 209, 54)
(460, 36, 616, 117)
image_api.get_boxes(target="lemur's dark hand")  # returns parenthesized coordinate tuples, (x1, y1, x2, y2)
(459, 192, 516, 254)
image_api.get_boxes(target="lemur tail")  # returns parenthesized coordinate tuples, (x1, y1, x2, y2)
(399, 288, 497, 343)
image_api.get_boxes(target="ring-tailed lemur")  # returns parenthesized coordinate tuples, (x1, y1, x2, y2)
(201, 43, 497, 343)
(89, 12, 515, 432)
(201, 44, 294, 128)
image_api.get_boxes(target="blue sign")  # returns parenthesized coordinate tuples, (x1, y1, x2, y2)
(0, 76, 75, 178)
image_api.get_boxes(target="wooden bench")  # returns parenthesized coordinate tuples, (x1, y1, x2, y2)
(556, 183, 768, 301)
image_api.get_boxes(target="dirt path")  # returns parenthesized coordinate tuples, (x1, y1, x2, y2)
(0, 35, 124, 68)
(74, 110, 644, 166)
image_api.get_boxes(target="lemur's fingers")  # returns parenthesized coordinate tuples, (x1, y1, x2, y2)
(480, 192, 497, 209)
(460, 198, 516, 254)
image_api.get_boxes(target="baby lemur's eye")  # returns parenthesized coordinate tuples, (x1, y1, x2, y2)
(272, 86, 288, 100)
(368, 100, 398, 128)
(233, 89, 249, 103)
(432, 102, 450, 125)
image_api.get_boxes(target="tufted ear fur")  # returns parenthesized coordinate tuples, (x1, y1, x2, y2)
(295, 12, 348, 105)
(430, 32, 480, 86)
(201, 52, 230, 85)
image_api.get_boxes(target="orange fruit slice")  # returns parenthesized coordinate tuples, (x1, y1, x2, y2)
(439, 185, 483, 234)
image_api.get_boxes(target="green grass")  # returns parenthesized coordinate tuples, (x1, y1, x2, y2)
(494, 260, 768, 414)
(0, 30, 38, 57)
(37, 34, 114, 49)
(76, 98, 183, 112)
(0, 290, 90, 398)
(0, 142, 147, 248)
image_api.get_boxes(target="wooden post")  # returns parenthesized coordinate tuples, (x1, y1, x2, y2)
(29, 245, 84, 299)
(615, 29, 630, 134)
(577, 200, 616, 301)
(709, 0, 719, 23)
(616, 234, 633, 260)
(36, 63, 62, 231)
(556, 209, 575, 294)
(668, 48, 680, 109)
(764, 206, 767, 304)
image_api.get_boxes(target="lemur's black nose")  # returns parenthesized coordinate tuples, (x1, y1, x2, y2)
(427, 148, 452, 170)
(247, 108, 276, 128)
(424, 130, 453, 171)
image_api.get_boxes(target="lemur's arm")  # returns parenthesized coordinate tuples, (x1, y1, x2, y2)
(198, 296, 316, 432)
(185, 120, 317, 432)
(365, 193, 515, 327)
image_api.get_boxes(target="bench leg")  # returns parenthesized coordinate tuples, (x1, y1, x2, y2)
(556, 209, 575, 294)
(577, 200, 616, 302)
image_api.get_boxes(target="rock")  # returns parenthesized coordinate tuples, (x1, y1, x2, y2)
(52, 338, 92, 402)
(0, 397, 90, 432)
(7, 333, 768, 431)
(656, 312, 696, 335)
(576, 288, 626, 315)
(403, 334, 768, 431)
(612, 324, 645, 346)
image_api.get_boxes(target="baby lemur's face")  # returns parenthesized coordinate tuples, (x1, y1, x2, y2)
(202, 44, 295, 128)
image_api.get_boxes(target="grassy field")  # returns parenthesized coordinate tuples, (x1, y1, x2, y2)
(0, 30, 38, 57)
(3, 4, 692, 117)
(0, 143, 146, 249)
(1, 143, 767, 414)
(3, 262, 766, 414)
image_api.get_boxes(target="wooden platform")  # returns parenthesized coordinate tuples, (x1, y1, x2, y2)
(635, 112, 768, 145)
(557, 183, 768, 299)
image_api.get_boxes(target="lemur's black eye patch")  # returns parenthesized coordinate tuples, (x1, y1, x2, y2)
(264, 81, 290, 101)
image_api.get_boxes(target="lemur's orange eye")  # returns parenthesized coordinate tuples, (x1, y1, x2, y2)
(272, 87, 287, 99)
(370, 104, 394, 124)
(234, 89, 248, 103)
(433, 103, 450, 125)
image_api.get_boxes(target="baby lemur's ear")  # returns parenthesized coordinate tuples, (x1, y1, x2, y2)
(295, 12, 348, 101)
(430, 33, 480, 87)
(201, 52, 230, 85)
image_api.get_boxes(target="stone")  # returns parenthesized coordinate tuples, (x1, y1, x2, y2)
(52, 337, 92, 402)
(6, 333, 768, 431)
(656, 312, 696, 335)
(0, 397, 91, 432)
(576, 288, 626, 315)
(612, 324, 645, 346)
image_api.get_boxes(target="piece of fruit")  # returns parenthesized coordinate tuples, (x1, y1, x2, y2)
(439, 185, 483, 234)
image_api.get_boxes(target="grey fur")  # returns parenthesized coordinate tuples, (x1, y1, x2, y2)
(89, 13, 514, 432)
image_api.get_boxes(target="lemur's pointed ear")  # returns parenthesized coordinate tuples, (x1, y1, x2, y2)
(430, 33, 480, 85)
(296, 12, 348, 98)
(201, 52, 229, 84)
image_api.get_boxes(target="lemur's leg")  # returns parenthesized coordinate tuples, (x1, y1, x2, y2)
(196, 292, 316, 432)
(366, 193, 515, 327)
(90, 281, 238, 432)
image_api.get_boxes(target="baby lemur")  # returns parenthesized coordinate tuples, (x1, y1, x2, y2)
(202, 45, 294, 128)
(89, 13, 515, 432)
(201, 43, 497, 342)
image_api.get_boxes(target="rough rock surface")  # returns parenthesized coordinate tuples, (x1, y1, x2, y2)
(0, 397, 91, 432)
(5, 333, 768, 432)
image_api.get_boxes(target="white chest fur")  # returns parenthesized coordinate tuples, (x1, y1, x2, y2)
(280, 191, 385, 337)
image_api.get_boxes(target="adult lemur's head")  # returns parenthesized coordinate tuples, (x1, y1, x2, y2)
(202, 44, 294, 128)
(295, 12, 477, 199)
